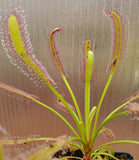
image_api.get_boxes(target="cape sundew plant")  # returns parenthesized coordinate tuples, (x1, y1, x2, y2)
(0, 9, 139, 160)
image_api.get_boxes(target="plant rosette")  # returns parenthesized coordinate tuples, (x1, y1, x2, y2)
(0, 8, 139, 160)
(52, 149, 134, 160)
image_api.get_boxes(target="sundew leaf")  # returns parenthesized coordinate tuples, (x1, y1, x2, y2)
(84, 40, 92, 69)
(124, 102, 139, 120)
(125, 90, 139, 102)
(82, 40, 92, 80)
(8, 14, 55, 85)
(0, 136, 58, 160)
(26, 139, 66, 160)
(1, 10, 81, 133)
(104, 10, 128, 71)
(0, 9, 55, 87)
(0, 82, 37, 101)
(85, 51, 94, 82)
(50, 28, 66, 75)
(100, 127, 116, 140)
(0, 81, 80, 138)
(0, 137, 56, 145)
(0, 136, 59, 159)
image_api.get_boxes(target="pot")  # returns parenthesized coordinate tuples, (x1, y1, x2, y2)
(114, 152, 134, 160)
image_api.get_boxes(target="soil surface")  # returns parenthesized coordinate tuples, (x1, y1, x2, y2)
(52, 149, 134, 160)
(113, 152, 134, 160)
(52, 149, 83, 160)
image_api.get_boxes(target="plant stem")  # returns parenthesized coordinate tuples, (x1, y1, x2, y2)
(49, 28, 83, 135)
(91, 79, 139, 145)
(61, 74, 84, 137)
(0, 81, 82, 137)
(85, 81, 91, 141)
(8, 19, 81, 137)
(32, 98, 80, 138)
(62, 74, 82, 122)
(84, 51, 94, 142)
(88, 106, 97, 136)
(43, 79, 84, 136)
(68, 137, 87, 149)
(91, 69, 115, 146)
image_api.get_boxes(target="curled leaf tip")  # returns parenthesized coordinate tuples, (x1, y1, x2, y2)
(101, 127, 116, 140)
(50, 28, 65, 75)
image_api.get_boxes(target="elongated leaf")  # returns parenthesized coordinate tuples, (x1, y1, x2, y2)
(0, 9, 55, 87)
(124, 102, 139, 120)
(27, 139, 66, 160)
(0, 82, 37, 101)
(105, 11, 128, 71)
(0, 137, 56, 145)
(82, 40, 92, 80)
(0, 144, 4, 160)
(50, 28, 66, 75)
(8, 15, 55, 86)
(100, 127, 116, 140)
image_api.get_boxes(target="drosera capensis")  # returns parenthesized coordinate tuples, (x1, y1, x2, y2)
(0, 9, 139, 160)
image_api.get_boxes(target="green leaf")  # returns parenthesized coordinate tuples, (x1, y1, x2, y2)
(27, 139, 66, 160)
(85, 51, 94, 82)
(0, 144, 4, 160)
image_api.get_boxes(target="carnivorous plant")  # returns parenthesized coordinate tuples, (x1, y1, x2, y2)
(0, 9, 139, 160)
